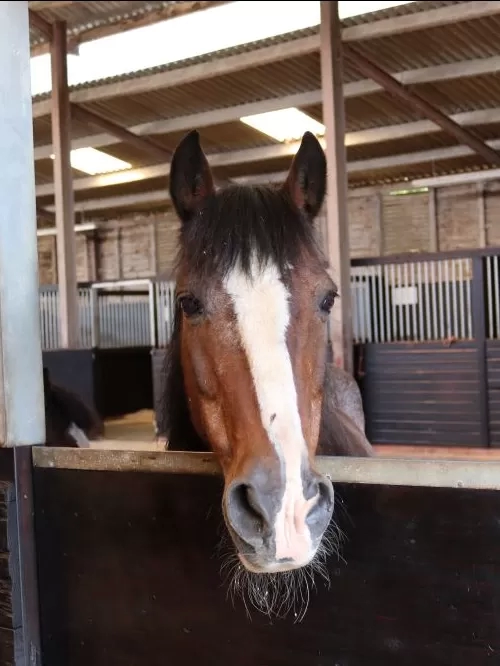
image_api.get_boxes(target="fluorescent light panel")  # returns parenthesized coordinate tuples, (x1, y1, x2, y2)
(50, 147, 132, 175)
(240, 108, 325, 143)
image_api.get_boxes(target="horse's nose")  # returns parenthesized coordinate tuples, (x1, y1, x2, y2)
(225, 470, 335, 552)
(225, 480, 277, 548)
(303, 473, 335, 542)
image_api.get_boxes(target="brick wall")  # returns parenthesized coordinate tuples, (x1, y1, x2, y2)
(37, 181, 500, 285)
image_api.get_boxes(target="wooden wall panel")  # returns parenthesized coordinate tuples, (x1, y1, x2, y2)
(33, 468, 500, 666)
(359, 341, 482, 447)
(487, 340, 500, 446)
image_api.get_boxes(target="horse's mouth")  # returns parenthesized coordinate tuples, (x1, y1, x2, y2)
(224, 520, 316, 574)
(237, 551, 315, 574)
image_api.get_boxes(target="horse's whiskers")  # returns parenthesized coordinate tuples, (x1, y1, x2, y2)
(215, 522, 346, 622)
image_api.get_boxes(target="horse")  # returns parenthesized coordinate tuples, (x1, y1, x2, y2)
(43, 366, 104, 447)
(159, 129, 372, 618)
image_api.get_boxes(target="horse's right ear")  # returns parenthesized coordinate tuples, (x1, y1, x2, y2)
(169, 130, 215, 223)
(282, 131, 326, 221)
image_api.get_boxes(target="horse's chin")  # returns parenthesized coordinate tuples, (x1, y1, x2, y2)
(237, 551, 315, 574)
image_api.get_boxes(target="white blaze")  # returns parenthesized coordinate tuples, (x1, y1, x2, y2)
(225, 257, 314, 565)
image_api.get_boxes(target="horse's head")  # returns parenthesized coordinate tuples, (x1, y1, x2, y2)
(169, 130, 336, 574)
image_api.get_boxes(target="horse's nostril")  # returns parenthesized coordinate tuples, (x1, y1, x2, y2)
(306, 477, 335, 532)
(226, 482, 273, 545)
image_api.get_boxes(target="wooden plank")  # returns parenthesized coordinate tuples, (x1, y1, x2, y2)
(31, 448, 500, 490)
(31, 467, 500, 665)
(360, 340, 483, 448)
(34, 98, 500, 163)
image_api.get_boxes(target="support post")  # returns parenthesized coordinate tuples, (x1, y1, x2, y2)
(51, 20, 79, 348)
(428, 187, 438, 252)
(477, 183, 487, 248)
(0, 4, 44, 664)
(0, 1, 46, 446)
(471, 256, 490, 447)
(320, 1, 353, 374)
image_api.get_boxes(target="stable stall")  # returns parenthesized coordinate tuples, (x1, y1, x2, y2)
(1, 3, 500, 666)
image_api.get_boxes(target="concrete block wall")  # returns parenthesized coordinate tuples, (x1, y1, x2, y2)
(37, 181, 500, 285)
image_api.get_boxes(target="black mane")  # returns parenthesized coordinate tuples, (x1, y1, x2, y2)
(178, 184, 323, 281)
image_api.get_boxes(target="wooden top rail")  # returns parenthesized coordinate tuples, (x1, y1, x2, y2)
(32, 448, 500, 491)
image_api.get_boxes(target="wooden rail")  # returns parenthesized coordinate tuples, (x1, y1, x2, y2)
(32, 447, 500, 491)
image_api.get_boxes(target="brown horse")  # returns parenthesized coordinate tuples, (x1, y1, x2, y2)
(160, 129, 372, 616)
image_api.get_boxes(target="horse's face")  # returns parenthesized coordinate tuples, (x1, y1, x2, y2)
(169, 130, 335, 574)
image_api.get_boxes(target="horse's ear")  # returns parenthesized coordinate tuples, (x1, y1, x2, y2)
(282, 131, 326, 221)
(169, 130, 215, 223)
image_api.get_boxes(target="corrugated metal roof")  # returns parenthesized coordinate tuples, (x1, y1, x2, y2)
(32, 0, 500, 215)
(29, 1, 224, 54)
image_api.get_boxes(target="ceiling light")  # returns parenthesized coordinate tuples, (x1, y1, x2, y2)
(50, 147, 132, 175)
(240, 108, 325, 143)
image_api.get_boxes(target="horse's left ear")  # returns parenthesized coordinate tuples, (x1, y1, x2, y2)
(282, 131, 326, 221)
(169, 130, 215, 223)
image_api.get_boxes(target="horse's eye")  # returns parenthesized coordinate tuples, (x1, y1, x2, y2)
(319, 290, 337, 315)
(178, 295, 204, 318)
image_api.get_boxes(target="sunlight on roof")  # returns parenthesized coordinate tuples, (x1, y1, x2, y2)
(30, 0, 415, 97)
(241, 108, 325, 143)
(50, 148, 132, 175)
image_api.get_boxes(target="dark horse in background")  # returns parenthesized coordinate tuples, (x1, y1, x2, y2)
(43, 366, 104, 447)
(157, 129, 372, 618)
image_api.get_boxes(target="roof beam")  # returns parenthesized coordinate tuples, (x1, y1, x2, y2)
(412, 168, 500, 189)
(46, 190, 171, 213)
(30, 1, 225, 57)
(36, 134, 500, 203)
(70, 104, 172, 163)
(32, 53, 500, 127)
(343, 43, 500, 168)
(34, 91, 500, 165)
(31, 1, 500, 117)
(70, 103, 231, 189)
(29, 8, 53, 42)
(342, 0, 500, 42)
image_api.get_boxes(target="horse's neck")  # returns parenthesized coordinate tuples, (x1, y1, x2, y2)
(161, 347, 209, 452)
(318, 364, 373, 457)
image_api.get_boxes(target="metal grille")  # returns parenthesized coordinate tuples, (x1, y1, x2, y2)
(351, 257, 474, 344)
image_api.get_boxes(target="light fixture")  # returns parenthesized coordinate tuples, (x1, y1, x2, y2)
(240, 108, 325, 143)
(50, 147, 132, 175)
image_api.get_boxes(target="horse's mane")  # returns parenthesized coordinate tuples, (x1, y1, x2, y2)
(176, 183, 323, 281)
